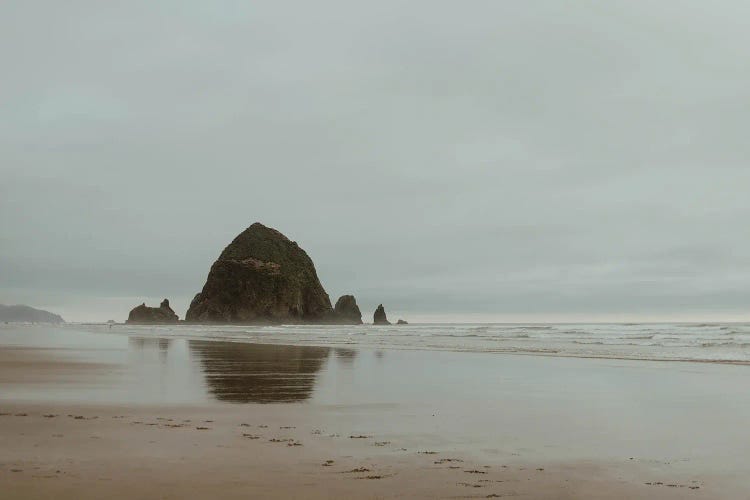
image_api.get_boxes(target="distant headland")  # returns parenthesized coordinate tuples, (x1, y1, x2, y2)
(127, 222, 405, 325)
(0, 304, 64, 324)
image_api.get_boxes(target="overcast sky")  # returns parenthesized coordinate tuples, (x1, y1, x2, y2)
(2, 1, 750, 322)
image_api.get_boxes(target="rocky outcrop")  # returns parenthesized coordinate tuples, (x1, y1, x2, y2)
(373, 304, 390, 325)
(333, 295, 363, 324)
(396, 319, 408, 325)
(185, 223, 334, 323)
(127, 299, 179, 323)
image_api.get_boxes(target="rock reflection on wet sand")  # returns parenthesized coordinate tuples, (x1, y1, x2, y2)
(334, 348, 357, 365)
(189, 341, 331, 403)
(129, 337, 172, 362)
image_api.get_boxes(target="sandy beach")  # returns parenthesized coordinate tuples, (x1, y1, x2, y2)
(1, 325, 748, 498)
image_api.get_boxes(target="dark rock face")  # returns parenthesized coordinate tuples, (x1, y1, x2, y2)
(0, 304, 64, 323)
(186, 223, 334, 323)
(127, 299, 179, 324)
(333, 295, 363, 324)
(396, 319, 408, 325)
(189, 293, 202, 313)
(373, 304, 390, 325)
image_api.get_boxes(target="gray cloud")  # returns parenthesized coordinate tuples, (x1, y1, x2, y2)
(2, 1, 749, 321)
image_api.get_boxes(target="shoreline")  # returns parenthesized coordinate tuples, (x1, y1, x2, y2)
(37, 321, 750, 367)
(39, 321, 750, 366)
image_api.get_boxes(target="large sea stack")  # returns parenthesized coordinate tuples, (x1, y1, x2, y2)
(186, 223, 336, 323)
(127, 299, 179, 323)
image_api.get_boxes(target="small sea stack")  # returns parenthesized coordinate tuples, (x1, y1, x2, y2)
(333, 295, 363, 324)
(127, 299, 179, 324)
(373, 304, 390, 325)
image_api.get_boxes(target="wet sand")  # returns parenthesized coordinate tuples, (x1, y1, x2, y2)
(1, 325, 748, 498)
(0, 403, 724, 499)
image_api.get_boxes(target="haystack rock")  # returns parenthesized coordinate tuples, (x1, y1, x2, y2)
(373, 304, 390, 325)
(127, 299, 179, 323)
(333, 295, 363, 324)
(186, 223, 334, 323)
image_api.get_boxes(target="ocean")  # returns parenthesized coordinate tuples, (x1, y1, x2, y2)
(66, 321, 750, 364)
